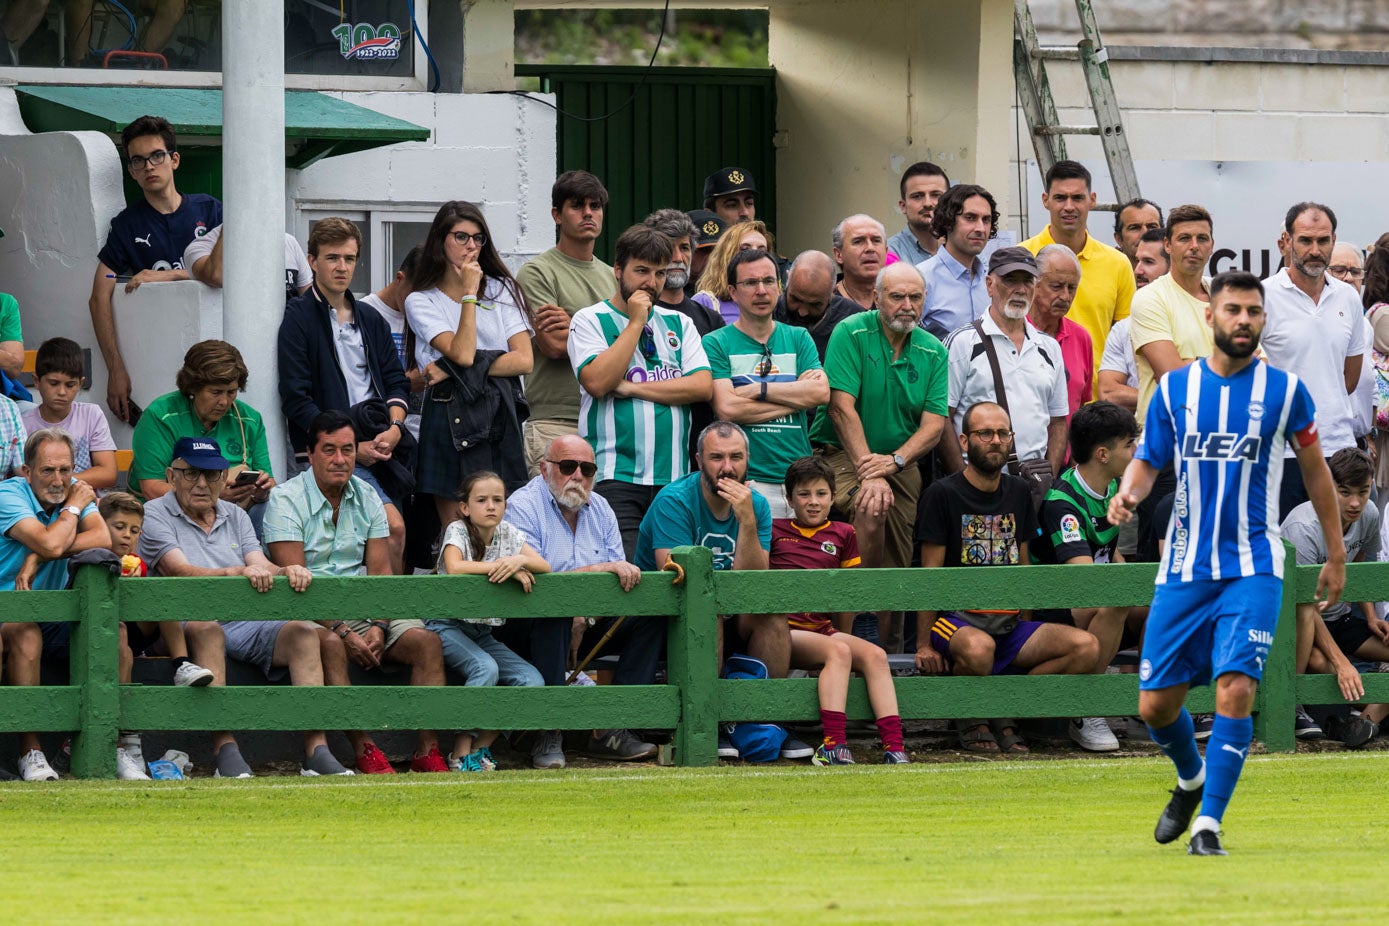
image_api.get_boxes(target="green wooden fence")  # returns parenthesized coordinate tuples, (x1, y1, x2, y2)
(4, 545, 1387, 779)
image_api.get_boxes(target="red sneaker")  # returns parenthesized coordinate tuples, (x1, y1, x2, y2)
(410, 746, 449, 773)
(356, 743, 396, 774)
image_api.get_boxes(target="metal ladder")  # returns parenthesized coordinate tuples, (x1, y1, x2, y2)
(1013, 0, 1140, 211)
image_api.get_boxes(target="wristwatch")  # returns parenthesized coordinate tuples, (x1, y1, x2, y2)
(892, 454, 906, 472)
(61, 505, 82, 518)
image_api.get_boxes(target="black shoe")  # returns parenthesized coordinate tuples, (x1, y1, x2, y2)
(1154, 784, 1203, 844)
(1325, 714, 1379, 749)
(1188, 829, 1227, 856)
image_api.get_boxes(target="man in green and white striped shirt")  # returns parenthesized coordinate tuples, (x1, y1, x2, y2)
(568, 225, 713, 557)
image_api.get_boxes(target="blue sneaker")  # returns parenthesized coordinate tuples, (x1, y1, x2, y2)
(450, 751, 481, 772)
(882, 749, 910, 764)
(473, 747, 498, 771)
(812, 743, 854, 766)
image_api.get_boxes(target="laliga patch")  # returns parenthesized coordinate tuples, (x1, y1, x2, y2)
(1059, 513, 1083, 544)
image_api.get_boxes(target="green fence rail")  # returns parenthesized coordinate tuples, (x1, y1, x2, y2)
(4, 545, 1388, 779)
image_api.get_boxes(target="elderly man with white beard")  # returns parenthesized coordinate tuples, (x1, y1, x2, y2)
(500, 434, 658, 769)
(940, 247, 1069, 479)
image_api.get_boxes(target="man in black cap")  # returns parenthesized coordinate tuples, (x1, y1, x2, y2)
(940, 246, 1068, 477)
(703, 166, 758, 227)
(685, 208, 726, 299)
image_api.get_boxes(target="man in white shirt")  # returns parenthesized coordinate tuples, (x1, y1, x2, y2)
(1260, 202, 1367, 517)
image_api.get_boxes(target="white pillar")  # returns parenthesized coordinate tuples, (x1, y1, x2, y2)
(221, 0, 287, 478)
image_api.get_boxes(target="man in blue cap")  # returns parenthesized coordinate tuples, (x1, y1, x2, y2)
(138, 436, 353, 778)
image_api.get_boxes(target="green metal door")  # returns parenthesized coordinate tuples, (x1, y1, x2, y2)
(515, 64, 777, 260)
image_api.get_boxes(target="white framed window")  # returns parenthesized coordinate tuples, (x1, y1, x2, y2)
(300, 205, 435, 294)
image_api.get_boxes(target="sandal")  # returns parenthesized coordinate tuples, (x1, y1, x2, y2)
(990, 719, 1029, 754)
(956, 719, 1000, 754)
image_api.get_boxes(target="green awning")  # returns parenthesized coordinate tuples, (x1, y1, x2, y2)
(15, 85, 431, 169)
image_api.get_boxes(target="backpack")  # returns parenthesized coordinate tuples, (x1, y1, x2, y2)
(721, 654, 787, 763)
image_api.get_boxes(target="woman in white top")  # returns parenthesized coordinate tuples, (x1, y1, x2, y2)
(405, 201, 534, 528)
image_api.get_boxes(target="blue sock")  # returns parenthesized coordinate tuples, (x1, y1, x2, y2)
(1201, 713, 1254, 824)
(1147, 708, 1204, 782)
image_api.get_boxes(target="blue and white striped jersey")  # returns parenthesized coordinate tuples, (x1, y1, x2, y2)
(1138, 358, 1316, 583)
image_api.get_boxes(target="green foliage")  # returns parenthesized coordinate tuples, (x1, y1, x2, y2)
(0, 755, 1380, 922)
(516, 9, 769, 68)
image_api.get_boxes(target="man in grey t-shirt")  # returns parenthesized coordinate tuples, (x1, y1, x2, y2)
(1280, 448, 1386, 744)
(138, 436, 350, 777)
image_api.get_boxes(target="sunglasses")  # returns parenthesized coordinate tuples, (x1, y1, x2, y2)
(756, 342, 773, 377)
(639, 324, 659, 362)
(547, 459, 598, 477)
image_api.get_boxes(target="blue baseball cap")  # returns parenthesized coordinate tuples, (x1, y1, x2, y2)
(171, 436, 229, 470)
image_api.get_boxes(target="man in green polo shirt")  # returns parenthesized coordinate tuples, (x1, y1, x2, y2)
(705, 249, 827, 519)
(518, 171, 616, 477)
(810, 262, 948, 647)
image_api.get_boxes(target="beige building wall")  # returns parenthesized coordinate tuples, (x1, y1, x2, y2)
(768, 0, 1014, 254)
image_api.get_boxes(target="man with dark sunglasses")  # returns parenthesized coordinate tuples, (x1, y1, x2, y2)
(705, 249, 827, 518)
(502, 434, 662, 767)
(88, 115, 222, 425)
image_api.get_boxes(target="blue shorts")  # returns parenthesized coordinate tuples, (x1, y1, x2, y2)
(929, 613, 1043, 676)
(1138, 574, 1281, 691)
(221, 620, 290, 682)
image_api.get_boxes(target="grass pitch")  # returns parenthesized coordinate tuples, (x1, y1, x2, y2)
(0, 753, 1379, 924)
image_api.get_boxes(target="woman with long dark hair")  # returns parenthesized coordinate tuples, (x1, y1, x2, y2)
(406, 201, 533, 528)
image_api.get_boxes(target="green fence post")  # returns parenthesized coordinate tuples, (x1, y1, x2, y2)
(1254, 543, 1299, 752)
(668, 546, 717, 767)
(69, 563, 120, 779)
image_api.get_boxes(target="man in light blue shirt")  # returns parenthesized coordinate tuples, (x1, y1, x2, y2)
(264, 409, 450, 774)
(916, 184, 997, 339)
(502, 433, 658, 767)
(1, 428, 105, 780)
(887, 161, 949, 265)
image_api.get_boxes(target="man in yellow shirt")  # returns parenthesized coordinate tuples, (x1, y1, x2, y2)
(1128, 205, 1214, 425)
(1022, 160, 1136, 395)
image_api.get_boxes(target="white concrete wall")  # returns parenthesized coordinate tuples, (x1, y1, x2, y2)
(0, 87, 556, 468)
(289, 91, 558, 265)
(1009, 57, 1389, 243)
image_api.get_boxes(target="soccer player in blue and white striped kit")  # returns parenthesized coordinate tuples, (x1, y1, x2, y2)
(1108, 270, 1346, 856)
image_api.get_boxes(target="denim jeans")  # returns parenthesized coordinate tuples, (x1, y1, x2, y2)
(425, 619, 543, 688)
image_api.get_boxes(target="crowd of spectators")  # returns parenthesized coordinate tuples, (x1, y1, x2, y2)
(1, 113, 1386, 779)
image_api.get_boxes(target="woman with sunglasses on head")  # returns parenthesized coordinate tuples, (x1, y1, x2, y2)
(406, 201, 533, 530)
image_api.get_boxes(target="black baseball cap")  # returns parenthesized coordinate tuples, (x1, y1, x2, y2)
(703, 166, 757, 201)
(987, 246, 1041, 277)
(686, 209, 726, 249)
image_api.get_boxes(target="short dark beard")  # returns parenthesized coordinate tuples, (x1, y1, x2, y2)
(966, 443, 1006, 476)
(1213, 328, 1259, 359)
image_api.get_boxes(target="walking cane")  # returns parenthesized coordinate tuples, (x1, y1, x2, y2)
(565, 558, 686, 684)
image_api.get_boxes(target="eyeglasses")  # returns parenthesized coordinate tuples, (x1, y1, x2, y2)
(756, 342, 774, 377)
(547, 459, 598, 477)
(968, 428, 1014, 442)
(734, 277, 779, 290)
(169, 466, 226, 484)
(127, 149, 171, 171)
(1329, 266, 1365, 279)
(638, 324, 659, 361)
(450, 231, 488, 247)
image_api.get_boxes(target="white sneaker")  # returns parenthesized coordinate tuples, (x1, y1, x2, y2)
(116, 747, 151, 780)
(173, 661, 215, 687)
(118, 733, 144, 765)
(18, 749, 59, 781)
(1070, 716, 1121, 752)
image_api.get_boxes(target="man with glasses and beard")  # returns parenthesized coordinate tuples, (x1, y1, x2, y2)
(568, 225, 714, 558)
(502, 434, 661, 768)
(705, 249, 827, 519)
(645, 209, 725, 470)
(1108, 271, 1345, 856)
(914, 402, 1099, 757)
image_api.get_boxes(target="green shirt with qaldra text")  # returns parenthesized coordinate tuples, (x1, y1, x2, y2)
(704, 322, 821, 483)
(516, 247, 616, 421)
(567, 300, 710, 486)
(808, 310, 949, 454)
